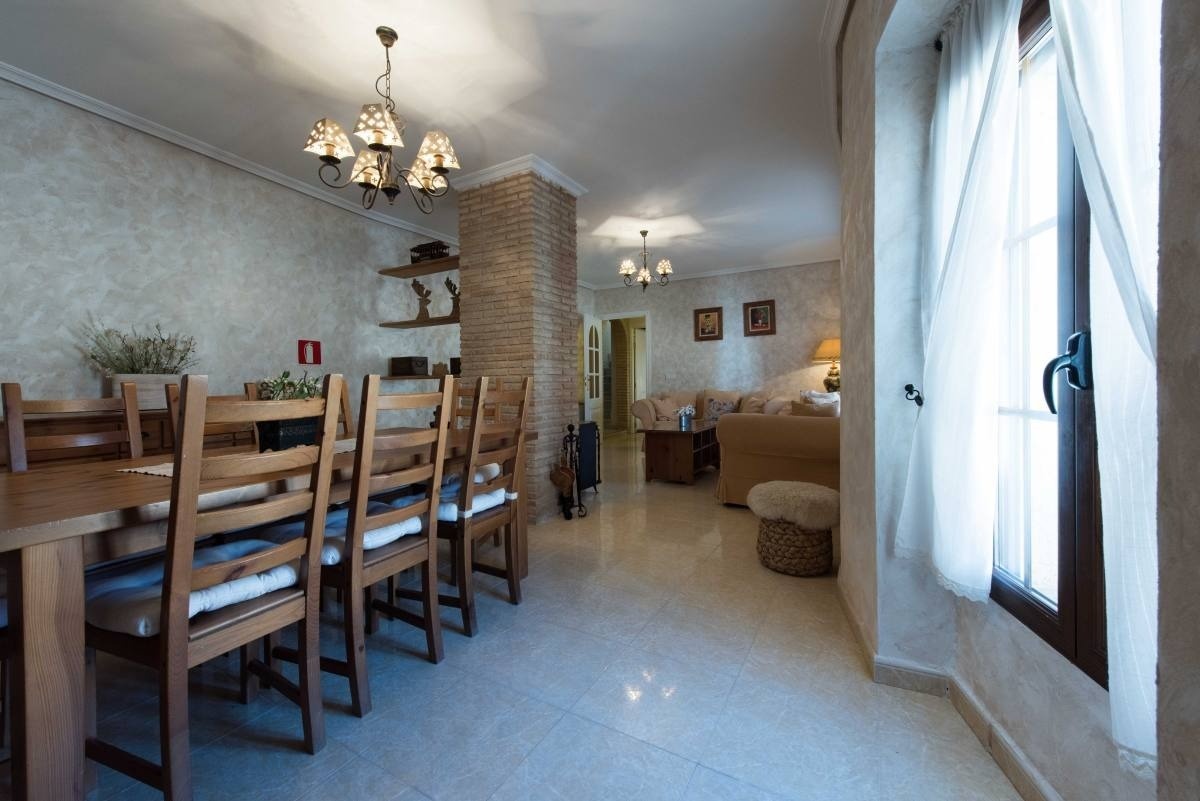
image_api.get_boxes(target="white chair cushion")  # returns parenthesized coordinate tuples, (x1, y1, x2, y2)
(434, 488, 508, 522)
(441, 462, 502, 491)
(747, 481, 840, 529)
(85, 539, 298, 638)
(256, 503, 422, 567)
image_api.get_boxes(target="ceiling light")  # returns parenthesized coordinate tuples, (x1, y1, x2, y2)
(302, 26, 461, 214)
(620, 230, 673, 291)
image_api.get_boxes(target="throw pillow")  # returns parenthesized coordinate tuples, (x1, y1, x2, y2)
(700, 389, 742, 414)
(705, 397, 738, 421)
(651, 397, 679, 421)
(763, 397, 794, 416)
(739, 395, 766, 414)
(792, 399, 840, 417)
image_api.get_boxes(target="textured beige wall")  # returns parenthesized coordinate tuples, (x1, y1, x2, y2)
(837, 0, 884, 656)
(0, 80, 457, 409)
(591, 262, 840, 398)
(1157, 0, 1200, 795)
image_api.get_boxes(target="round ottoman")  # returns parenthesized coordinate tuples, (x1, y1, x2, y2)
(747, 481, 840, 576)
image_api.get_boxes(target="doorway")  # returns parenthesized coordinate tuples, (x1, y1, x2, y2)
(601, 314, 649, 434)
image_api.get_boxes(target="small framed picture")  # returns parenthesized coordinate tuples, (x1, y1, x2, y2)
(743, 299, 777, 337)
(693, 307, 724, 341)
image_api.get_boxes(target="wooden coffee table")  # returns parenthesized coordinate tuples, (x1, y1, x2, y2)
(643, 420, 720, 484)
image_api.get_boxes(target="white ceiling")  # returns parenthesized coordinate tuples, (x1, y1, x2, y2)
(0, 0, 842, 287)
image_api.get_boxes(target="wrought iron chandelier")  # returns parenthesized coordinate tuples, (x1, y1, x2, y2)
(618, 230, 673, 291)
(302, 26, 461, 214)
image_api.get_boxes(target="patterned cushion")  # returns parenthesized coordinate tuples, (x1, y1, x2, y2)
(705, 397, 738, 421)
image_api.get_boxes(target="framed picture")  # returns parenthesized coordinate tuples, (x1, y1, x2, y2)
(693, 307, 724, 341)
(743, 299, 777, 336)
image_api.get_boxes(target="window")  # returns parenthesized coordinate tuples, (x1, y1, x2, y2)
(992, 0, 1106, 686)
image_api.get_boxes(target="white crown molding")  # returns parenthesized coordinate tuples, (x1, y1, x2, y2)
(0, 60, 459, 245)
(579, 251, 841, 291)
(452, 154, 587, 198)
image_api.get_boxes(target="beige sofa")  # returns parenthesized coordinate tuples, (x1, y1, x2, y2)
(630, 389, 840, 506)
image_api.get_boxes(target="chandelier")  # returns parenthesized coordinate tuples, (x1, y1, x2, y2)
(618, 230, 673, 291)
(302, 26, 460, 214)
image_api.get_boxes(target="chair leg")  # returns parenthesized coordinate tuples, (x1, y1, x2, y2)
(504, 522, 522, 605)
(457, 535, 477, 637)
(239, 641, 260, 704)
(158, 655, 192, 801)
(296, 618, 326, 754)
(365, 583, 380, 635)
(344, 580, 371, 718)
(447, 539, 459, 587)
(421, 557, 444, 663)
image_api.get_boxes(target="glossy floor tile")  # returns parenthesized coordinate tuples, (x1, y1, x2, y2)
(0, 433, 1019, 801)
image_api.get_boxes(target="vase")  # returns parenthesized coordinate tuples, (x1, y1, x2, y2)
(106, 373, 180, 411)
(679, 414, 693, 430)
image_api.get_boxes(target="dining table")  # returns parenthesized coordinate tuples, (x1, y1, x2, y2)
(0, 427, 532, 801)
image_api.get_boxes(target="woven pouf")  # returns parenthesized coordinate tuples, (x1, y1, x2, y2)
(747, 481, 840, 577)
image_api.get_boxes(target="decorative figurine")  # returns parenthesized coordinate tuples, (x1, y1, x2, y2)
(411, 278, 432, 321)
(445, 276, 461, 321)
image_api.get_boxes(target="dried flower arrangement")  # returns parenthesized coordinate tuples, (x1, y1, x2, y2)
(82, 322, 198, 376)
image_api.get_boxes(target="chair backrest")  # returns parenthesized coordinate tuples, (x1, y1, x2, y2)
(245, 381, 354, 438)
(448, 376, 532, 520)
(165, 383, 258, 447)
(1, 382, 143, 473)
(339, 375, 455, 565)
(159, 373, 342, 648)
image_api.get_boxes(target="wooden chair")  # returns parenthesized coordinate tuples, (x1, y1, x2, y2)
(1, 382, 143, 472)
(84, 373, 342, 799)
(264, 375, 454, 717)
(164, 383, 257, 448)
(422, 376, 530, 636)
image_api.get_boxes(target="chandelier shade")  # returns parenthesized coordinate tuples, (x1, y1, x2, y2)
(352, 104, 405, 149)
(406, 157, 448, 192)
(416, 130, 460, 172)
(352, 148, 383, 188)
(656, 259, 673, 276)
(303, 118, 355, 163)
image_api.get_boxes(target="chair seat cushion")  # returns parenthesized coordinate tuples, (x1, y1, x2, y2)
(441, 462, 502, 492)
(433, 488, 508, 522)
(747, 481, 840, 529)
(85, 540, 298, 638)
(256, 503, 423, 567)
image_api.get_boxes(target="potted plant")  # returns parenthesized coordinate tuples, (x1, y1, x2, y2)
(676, 403, 696, 430)
(255, 371, 322, 452)
(82, 323, 198, 410)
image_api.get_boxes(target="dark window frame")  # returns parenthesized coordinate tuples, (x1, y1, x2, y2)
(990, 0, 1107, 688)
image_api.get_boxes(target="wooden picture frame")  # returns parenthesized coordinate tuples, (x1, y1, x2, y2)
(743, 299, 777, 336)
(693, 307, 724, 341)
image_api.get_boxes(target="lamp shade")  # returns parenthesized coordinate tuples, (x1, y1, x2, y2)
(416, 130, 460, 171)
(303, 118, 355, 162)
(352, 103, 405, 149)
(406, 157, 447, 191)
(351, 148, 383, 188)
(813, 338, 841, 363)
(619, 259, 636, 277)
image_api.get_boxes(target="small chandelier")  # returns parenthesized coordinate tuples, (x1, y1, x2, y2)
(619, 230, 673, 291)
(302, 26, 461, 214)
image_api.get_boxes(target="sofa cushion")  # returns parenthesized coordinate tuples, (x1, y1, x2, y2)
(700, 389, 742, 413)
(792, 399, 840, 417)
(704, 397, 739, 421)
(763, 397, 794, 415)
(651, 397, 680, 421)
(86, 539, 299, 638)
(739, 395, 767, 414)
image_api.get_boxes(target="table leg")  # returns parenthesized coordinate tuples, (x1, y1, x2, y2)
(10, 538, 86, 801)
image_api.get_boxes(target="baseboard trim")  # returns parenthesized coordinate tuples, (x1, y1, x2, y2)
(949, 678, 1064, 801)
(873, 654, 949, 696)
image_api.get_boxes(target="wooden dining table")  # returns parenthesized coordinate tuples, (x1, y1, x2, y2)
(0, 428, 532, 801)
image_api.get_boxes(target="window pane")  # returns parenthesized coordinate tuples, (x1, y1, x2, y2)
(995, 29, 1060, 609)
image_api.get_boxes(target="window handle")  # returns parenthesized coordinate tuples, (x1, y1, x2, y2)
(1042, 330, 1093, 415)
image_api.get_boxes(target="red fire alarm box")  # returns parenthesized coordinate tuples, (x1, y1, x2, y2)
(298, 340, 322, 365)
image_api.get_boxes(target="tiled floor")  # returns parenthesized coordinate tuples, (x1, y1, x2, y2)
(3, 433, 1021, 801)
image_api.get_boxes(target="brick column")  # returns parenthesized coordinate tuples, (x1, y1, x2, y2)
(457, 170, 579, 521)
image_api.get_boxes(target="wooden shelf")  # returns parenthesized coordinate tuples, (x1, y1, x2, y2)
(382, 375, 442, 380)
(378, 256, 460, 279)
(379, 315, 460, 330)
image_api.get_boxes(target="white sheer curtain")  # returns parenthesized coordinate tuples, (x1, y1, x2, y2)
(894, 0, 1019, 600)
(1049, 0, 1160, 776)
